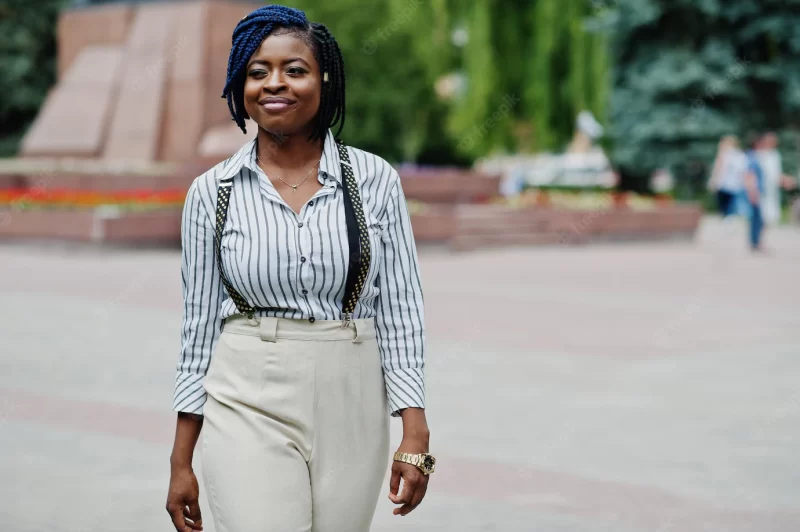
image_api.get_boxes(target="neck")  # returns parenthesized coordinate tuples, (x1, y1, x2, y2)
(256, 127, 324, 169)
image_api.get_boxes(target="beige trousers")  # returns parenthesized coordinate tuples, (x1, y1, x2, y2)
(201, 316, 390, 532)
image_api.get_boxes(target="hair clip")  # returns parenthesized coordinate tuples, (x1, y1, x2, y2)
(323, 72, 329, 83)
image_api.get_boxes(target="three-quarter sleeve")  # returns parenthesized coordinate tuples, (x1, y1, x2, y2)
(172, 178, 224, 414)
(374, 178, 426, 416)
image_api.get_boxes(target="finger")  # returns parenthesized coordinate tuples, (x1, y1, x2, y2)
(396, 503, 413, 516)
(389, 466, 401, 496)
(389, 477, 409, 504)
(409, 479, 429, 509)
(394, 480, 425, 516)
(394, 499, 416, 516)
(187, 500, 203, 530)
(391, 477, 417, 510)
(167, 505, 190, 532)
(181, 508, 203, 531)
(394, 483, 417, 515)
(395, 487, 424, 515)
(397, 475, 417, 504)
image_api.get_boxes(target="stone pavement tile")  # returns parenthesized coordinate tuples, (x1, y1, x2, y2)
(371, 495, 640, 532)
(1, 422, 172, 532)
(1, 219, 799, 531)
(3, 415, 792, 532)
(1, 424, 629, 532)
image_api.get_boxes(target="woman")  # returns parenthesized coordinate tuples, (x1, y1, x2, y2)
(165, 6, 434, 531)
(743, 135, 765, 251)
(708, 135, 746, 217)
(755, 132, 784, 226)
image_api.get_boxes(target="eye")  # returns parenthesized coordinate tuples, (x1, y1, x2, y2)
(248, 68, 267, 78)
(287, 66, 307, 75)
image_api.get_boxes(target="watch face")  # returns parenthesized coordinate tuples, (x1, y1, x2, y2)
(422, 454, 436, 472)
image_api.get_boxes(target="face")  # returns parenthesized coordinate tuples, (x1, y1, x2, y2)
(761, 133, 778, 150)
(720, 136, 737, 150)
(243, 32, 321, 137)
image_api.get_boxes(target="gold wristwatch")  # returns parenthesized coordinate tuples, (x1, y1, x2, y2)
(393, 452, 436, 475)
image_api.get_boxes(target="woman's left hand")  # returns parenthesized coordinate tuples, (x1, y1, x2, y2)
(389, 408, 430, 516)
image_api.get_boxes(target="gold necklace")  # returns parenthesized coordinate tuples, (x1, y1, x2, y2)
(256, 155, 320, 192)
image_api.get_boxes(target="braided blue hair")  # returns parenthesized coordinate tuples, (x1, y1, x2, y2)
(221, 5, 346, 141)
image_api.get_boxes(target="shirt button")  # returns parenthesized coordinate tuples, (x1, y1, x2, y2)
(298, 222, 304, 228)
(302, 289, 308, 295)
(308, 201, 314, 206)
(309, 317, 316, 323)
(300, 256, 307, 263)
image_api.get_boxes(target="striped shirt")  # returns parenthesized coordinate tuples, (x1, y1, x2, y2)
(172, 130, 426, 416)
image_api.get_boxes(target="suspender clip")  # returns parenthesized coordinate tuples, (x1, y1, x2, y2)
(341, 312, 353, 329)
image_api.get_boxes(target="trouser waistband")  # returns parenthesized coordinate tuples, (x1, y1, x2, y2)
(222, 315, 376, 344)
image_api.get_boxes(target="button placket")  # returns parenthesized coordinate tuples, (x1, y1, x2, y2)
(296, 214, 314, 321)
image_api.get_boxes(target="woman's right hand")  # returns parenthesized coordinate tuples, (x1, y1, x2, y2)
(166, 465, 204, 531)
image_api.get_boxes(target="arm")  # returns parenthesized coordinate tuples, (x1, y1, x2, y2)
(745, 170, 760, 204)
(166, 178, 224, 532)
(374, 177, 427, 422)
(373, 176, 430, 516)
(707, 148, 725, 191)
(172, 178, 224, 416)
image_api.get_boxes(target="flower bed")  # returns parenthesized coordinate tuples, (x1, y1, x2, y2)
(0, 183, 699, 248)
(0, 188, 184, 243)
(0, 188, 185, 211)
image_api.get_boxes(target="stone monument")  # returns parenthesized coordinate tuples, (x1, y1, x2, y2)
(20, 0, 259, 164)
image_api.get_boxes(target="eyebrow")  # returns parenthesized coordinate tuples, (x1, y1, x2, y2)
(247, 58, 311, 69)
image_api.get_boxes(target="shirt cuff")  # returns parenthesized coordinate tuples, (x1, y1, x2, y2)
(172, 372, 207, 415)
(384, 367, 426, 417)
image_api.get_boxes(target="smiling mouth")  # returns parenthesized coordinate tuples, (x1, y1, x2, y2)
(260, 98, 296, 112)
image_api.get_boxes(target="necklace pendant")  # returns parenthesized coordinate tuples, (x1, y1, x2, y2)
(291, 185, 298, 191)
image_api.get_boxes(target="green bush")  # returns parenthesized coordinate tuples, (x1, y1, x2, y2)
(0, 0, 64, 157)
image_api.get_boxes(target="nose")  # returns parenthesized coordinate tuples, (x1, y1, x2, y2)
(262, 70, 287, 93)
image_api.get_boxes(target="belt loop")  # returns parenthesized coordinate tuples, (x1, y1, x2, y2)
(259, 317, 278, 343)
(352, 320, 364, 344)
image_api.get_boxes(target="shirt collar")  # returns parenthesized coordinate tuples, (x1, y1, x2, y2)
(218, 129, 342, 185)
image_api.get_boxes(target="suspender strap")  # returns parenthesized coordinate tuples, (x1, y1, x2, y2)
(213, 178, 257, 319)
(336, 140, 371, 322)
(212, 141, 371, 322)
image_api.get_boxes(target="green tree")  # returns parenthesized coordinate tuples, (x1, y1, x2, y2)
(608, 0, 800, 195)
(293, 0, 457, 163)
(1, 0, 612, 165)
(449, 0, 610, 157)
(297, 0, 611, 162)
(0, 0, 64, 156)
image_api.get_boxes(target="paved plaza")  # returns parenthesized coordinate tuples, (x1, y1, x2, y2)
(1, 217, 799, 531)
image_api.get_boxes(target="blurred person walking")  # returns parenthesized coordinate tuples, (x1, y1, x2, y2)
(708, 135, 747, 217)
(744, 135, 766, 252)
(165, 6, 434, 532)
(755, 132, 798, 226)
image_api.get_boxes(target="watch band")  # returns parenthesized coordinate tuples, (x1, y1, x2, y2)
(393, 452, 435, 475)
(394, 452, 420, 467)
